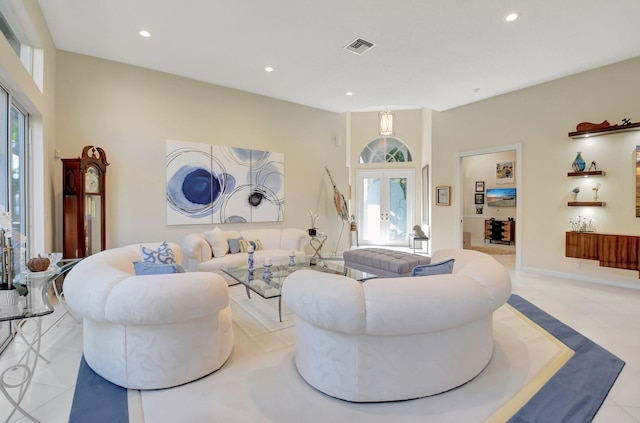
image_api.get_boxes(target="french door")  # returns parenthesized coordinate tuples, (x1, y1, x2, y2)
(356, 170, 414, 246)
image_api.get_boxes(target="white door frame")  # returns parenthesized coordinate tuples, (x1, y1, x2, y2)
(356, 169, 415, 246)
(455, 143, 522, 269)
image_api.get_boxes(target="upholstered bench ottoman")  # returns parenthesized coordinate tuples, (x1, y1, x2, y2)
(343, 248, 431, 277)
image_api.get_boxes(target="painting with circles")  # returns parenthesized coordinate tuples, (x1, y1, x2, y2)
(166, 140, 284, 225)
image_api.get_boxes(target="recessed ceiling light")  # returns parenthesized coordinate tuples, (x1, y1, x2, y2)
(264, 66, 274, 72)
(473, 88, 480, 93)
(346, 92, 353, 96)
(505, 12, 519, 22)
(139, 30, 151, 38)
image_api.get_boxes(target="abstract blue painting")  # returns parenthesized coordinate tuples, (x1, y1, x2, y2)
(166, 140, 284, 225)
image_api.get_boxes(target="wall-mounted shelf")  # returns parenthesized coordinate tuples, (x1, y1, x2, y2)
(568, 122, 640, 139)
(568, 201, 605, 206)
(567, 170, 605, 177)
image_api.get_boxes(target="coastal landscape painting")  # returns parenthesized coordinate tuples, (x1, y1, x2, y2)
(487, 188, 516, 207)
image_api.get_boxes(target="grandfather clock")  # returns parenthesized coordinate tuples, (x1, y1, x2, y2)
(62, 146, 109, 258)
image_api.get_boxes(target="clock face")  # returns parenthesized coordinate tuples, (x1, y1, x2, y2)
(85, 166, 100, 194)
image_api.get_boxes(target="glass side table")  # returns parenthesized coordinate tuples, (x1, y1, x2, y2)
(0, 259, 81, 423)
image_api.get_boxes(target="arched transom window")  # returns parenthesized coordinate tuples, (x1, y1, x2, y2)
(359, 137, 413, 164)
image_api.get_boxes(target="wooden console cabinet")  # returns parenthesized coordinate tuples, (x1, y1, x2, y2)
(565, 231, 640, 277)
(484, 219, 515, 245)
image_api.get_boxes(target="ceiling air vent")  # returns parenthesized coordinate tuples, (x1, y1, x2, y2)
(344, 38, 375, 55)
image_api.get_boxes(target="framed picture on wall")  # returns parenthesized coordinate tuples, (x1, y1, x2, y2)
(475, 181, 485, 192)
(476, 205, 483, 214)
(475, 193, 485, 204)
(436, 186, 450, 206)
(496, 162, 515, 184)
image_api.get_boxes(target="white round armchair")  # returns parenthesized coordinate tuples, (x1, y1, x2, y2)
(64, 242, 233, 389)
(282, 248, 512, 402)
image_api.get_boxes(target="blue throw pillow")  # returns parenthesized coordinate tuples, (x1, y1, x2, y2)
(228, 238, 243, 254)
(133, 261, 185, 275)
(140, 241, 175, 264)
(410, 258, 455, 277)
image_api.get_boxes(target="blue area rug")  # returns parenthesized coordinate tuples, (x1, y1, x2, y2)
(69, 295, 624, 423)
(69, 357, 129, 423)
(507, 295, 625, 422)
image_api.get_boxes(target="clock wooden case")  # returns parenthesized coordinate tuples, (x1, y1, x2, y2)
(62, 146, 109, 259)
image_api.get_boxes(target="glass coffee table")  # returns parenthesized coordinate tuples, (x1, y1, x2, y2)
(222, 259, 377, 322)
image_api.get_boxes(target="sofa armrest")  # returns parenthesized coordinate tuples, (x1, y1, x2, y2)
(104, 272, 229, 325)
(281, 228, 310, 252)
(282, 270, 365, 334)
(182, 233, 212, 268)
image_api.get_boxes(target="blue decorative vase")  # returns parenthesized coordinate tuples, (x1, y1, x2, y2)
(572, 152, 586, 172)
(248, 251, 254, 271)
(289, 252, 296, 267)
(263, 263, 272, 280)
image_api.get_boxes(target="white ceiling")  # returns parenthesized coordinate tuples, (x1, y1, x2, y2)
(37, 0, 640, 113)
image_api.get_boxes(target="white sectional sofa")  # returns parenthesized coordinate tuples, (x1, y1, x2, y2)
(64, 242, 233, 390)
(282, 248, 512, 402)
(182, 227, 309, 271)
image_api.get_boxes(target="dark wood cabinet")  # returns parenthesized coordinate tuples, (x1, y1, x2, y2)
(484, 219, 515, 245)
(62, 146, 109, 259)
(565, 232, 640, 277)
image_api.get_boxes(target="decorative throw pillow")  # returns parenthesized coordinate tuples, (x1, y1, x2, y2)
(238, 239, 263, 253)
(140, 241, 176, 264)
(410, 258, 455, 277)
(203, 227, 229, 258)
(133, 261, 185, 275)
(228, 237, 243, 254)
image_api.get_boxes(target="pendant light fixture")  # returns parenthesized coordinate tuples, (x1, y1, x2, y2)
(379, 108, 394, 136)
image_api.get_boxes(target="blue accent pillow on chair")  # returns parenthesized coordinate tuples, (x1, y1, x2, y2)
(228, 238, 243, 254)
(140, 241, 176, 264)
(133, 261, 185, 275)
(410, 258, 455, 277)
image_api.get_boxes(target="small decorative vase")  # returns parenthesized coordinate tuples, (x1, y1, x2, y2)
(572, 152, 586, 172)
(289, 252, 295, 267)
(263, 263, 272, 280)
(247, 251, 254, 271)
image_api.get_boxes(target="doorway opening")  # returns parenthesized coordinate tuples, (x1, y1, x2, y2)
(456, 144, 522, 268)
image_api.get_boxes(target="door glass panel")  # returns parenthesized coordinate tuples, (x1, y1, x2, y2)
(388, 177, 408, 242)
(362, 177, 381, 242)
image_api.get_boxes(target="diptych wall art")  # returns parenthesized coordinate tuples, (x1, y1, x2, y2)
(166, 140, 284, 225)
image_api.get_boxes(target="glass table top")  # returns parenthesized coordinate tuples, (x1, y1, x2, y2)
(222, 258, 377, 300)
(0, 259, 81, 322)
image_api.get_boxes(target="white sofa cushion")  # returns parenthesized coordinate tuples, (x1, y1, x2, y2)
(204, 227, 229, 257)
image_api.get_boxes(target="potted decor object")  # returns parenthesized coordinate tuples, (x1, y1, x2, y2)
(307, 210, 318, 236)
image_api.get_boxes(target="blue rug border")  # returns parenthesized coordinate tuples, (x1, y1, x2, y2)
(69, 295, 625, 423)
(507, 294, 625, 423)
(69, 356, 129, 423)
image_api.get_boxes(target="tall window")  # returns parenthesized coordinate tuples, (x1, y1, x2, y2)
(0, 86, 28, 284)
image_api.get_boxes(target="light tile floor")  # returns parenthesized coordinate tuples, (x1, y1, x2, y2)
(1, 250, 639, 422)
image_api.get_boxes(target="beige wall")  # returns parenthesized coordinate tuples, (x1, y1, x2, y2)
(54, 51, 348, 254)
(432, 56, 640, 288)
